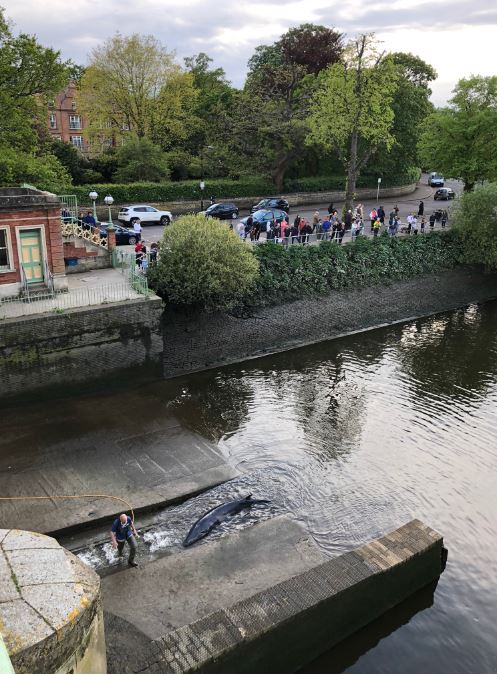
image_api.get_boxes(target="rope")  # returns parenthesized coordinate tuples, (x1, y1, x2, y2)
(0, 494, 135, 526)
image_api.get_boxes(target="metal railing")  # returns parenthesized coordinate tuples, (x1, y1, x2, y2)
(61, 219, 108, 249)
(0, 283, 143, 319)
(111, 249, 151, 296)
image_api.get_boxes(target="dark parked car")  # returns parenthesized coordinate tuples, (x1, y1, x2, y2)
(240, 208, 288, 228)
(99, 224, 141, 245)
(434, 188, 455, 200)
(251, 198, 290, 214)
(429, 175, 445, 187)
(204, 202, 239, 220)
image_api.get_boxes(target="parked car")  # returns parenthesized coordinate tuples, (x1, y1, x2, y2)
(203, 202, 239, 220)
(240, 208, 288, 228)
(434, 188, 455, 200)
(99, 223, 141, 245)
(429, 175, 445, 187)
(118, 205, 172, 226)
(250, 198, 290, 214)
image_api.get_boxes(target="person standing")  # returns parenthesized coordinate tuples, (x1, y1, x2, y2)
(377, 206, 385, 224)
(418, 201, 424, 216)
(344, 209, 353, 230)
(429, 213, 436, 230)
(369, 208, 377, 232)
(406, 213, 414, 235)
(149, 242, 159, 262)
(133, 218, 142, 238)
(337, 221, 346, 244)
(328, 202, 334, 215)
(420, 217, 426, 234)
(321, 216, 331, 240)
(135, 240, 144, 268)
(441, 210, 448, 228)
(356, 203, 364, 221)
(412, 217, 419, 235)
(111, 513, 139, 567)
(373, 218, 381, 237)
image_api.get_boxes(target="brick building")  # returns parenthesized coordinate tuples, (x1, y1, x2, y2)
(47, 81, 88, 153)
(0, 188, 68, 298)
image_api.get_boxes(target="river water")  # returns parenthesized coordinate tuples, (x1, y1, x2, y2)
(25, 299, 497, 672)
(146, 300, 496, 674)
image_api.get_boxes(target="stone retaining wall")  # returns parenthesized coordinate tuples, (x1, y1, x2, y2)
(0, 296, 163, 399)
(97, 183, 418, 219)
(162, 267, 497, 380)
(143, 519, 444, 674)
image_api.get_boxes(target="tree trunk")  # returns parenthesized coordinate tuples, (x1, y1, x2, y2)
(463, 180, 475, 192)
(272, 158, 288, 193)
(345, 131, 358, 213)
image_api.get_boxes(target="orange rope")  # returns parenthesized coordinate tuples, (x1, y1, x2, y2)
(0, 494, 135, 525)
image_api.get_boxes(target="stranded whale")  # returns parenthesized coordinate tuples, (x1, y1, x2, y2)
(182, 494, 270, 547)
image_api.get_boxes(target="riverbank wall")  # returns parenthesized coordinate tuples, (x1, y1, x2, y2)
(0, 296, 163, 400)
(162, 266, 497, 379)
(133, 518, 444, 674)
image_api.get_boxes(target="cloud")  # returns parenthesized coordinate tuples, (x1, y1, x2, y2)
(2, 0, 495, 102)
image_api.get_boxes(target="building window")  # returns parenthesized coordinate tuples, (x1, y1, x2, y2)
(70, 135, 83, 149)
(49, 113, 57, 129)
(69, 115, 81, 129)
(0, 229, 12, 270)
(48, 100, 55, 108)
(72, 101, 77, 110)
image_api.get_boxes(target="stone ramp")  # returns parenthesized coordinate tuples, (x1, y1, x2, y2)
(103, 518, 443, 674)
(0, 395, 237, 535)
(101, 517, 326, 640)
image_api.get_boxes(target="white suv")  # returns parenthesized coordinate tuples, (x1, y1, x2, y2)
(118, 205, 173, 226)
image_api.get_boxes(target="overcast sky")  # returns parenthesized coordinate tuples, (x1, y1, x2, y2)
(3, 0, 496, 104)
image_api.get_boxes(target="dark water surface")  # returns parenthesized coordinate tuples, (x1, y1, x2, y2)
(8, 300, 497, 672)
(157, 301, 497, 674)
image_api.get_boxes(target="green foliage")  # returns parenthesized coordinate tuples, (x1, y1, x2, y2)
(308, 35, 399, 208)
(50, 140, 102, 185)
(67, 172, 419, 204)
(249, 231, 462, 305)
(0, 147, 71, 192)
(452, 183, 497, 270)
(148, 214, 259, 309)
(114, 136, 170, 182)
(418, 76, 497, 190)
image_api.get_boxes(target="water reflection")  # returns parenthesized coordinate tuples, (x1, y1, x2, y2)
(301, 581, 439, 674)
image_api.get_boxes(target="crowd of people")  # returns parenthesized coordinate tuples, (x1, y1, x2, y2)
(234, 200, 449, 245)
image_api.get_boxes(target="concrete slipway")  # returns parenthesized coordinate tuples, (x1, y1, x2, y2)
(101, 516, 444, 674)
(0, 391, 237, 535)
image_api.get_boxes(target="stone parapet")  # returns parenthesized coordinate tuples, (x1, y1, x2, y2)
(0, 529, 106, 674)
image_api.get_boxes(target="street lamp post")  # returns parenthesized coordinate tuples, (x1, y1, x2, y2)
(89, 190, 98, 222)
(376, 177, 382, 205)
(104, 194, 114, 228)
(199, 145, 214, 211)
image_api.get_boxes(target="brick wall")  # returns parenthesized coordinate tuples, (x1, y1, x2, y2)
(0, 297, 163, 399)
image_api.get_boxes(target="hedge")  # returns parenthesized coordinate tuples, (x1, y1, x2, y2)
(64, 168, 421, 205)
(247, 230, 463, 306)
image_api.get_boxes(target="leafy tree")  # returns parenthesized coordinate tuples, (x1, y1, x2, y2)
(0, 7, 70, 153)
(50, 140, 102, 184)
(78, 33, 177, 148)
(114, 136, 170, 182)
(0, 147, 71, 192)
(149, 214, 259, 310)
(244, 23, 343, 189)
(452, 182, 497, 269)
(308, 34, 398, 210)
(149, 71, 202, 151)
(418, 76, 497, 191)
(372, 53, 436, 177)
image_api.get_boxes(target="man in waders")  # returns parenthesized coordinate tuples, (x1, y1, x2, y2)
(111, 513, 139, 567)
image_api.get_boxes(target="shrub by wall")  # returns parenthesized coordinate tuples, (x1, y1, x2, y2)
(249, 230, 463, 306)
(66, 168, 421, 205)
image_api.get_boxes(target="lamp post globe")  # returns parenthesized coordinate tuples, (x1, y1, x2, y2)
(104, 194, 114, 227)
(89, 191, 98, 222)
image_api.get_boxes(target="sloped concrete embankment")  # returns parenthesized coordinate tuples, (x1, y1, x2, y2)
(102, 517, 444, 674)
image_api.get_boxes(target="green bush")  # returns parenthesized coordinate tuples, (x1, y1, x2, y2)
(249, 230, 462, 305)
(0, 147, 71, 193)
(452, 183, 497, 270)
(148, 214, 259, 310)
(63, 168, 421, 205)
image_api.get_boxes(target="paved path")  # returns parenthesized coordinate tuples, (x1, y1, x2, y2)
(0, 390, 237, 535)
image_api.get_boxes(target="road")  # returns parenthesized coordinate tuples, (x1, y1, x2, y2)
(123, 174, 461, 247)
